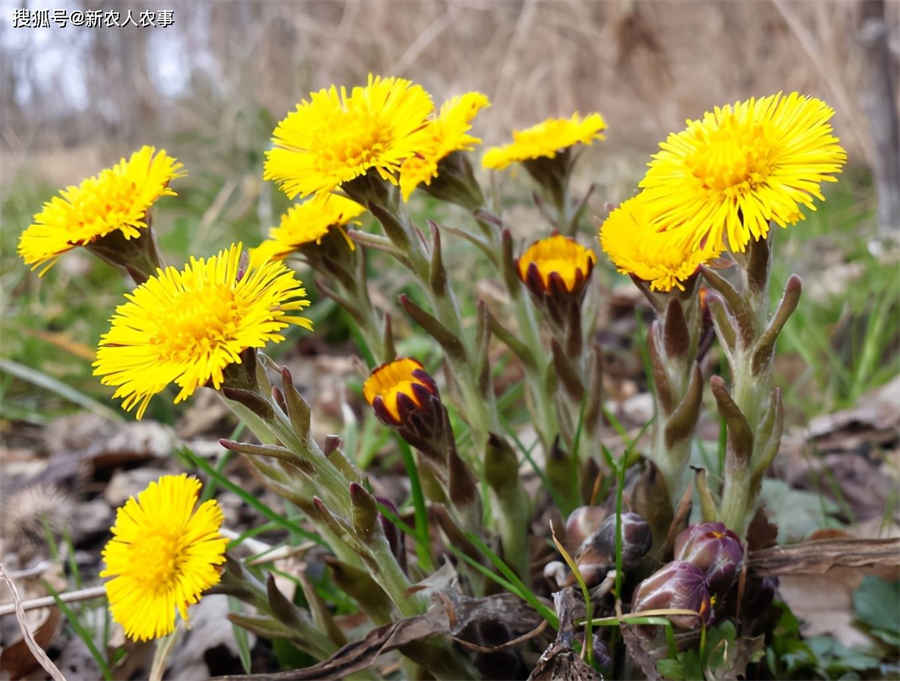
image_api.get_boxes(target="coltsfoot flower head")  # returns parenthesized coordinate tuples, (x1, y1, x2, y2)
(101, 474, 227, 641)
(363, 357, 439, 426)
(363, 358, 454, 460)
(264, 74, 434, 200)
(482, 113, 607, 171)
(18, 146, 184, 276)
(399, 92, 490, 202)
(94, 243, 312, 419)
(518, 234, 596, 298)
(599, 193, 722, 292)
(255, 194, 366, 260)
(518, 234, 596, 335)
(639, 92, 847, 253)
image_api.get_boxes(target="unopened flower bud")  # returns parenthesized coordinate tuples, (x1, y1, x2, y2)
(363, 358, 452, 460)
(517, 235, 596, 329)
(565, 506, 607, 551)
(598, 512, 652, 568)
(364, 357, 438, 426)
(674, 521, 744, 595)
(631, 561, 712, 630)
(576, 512, 652, 570)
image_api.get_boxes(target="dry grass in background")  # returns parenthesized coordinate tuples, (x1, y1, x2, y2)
(1, 0, 894, 192)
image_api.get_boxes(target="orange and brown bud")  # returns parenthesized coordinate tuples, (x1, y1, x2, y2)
(517, 235, 596, 351)
(362, 357, 452, 462)
(517, 234, 596, 302)
(363, 357, 439, 426)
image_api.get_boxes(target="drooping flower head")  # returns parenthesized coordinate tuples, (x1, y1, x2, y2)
(264, 75, 434, 200)
(19, 146, 184, 275)
(399, 92, 491, 201)
(101, 474, 227, 641)
(518, 234, 597, 297)
(599, 193, 723, 292)
(482, 113, 607, 171)
(363, 357, 455, 461)
(639, 92, 847, 253)
(94, 243, 312, 419)
(363, 357, 439, 425)
(254, 194, 366, 261)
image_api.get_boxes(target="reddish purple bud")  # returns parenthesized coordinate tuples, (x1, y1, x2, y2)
(631, 561, 712, 629)
(674, 522, 744, 595)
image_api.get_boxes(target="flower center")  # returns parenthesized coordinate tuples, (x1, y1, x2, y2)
(321, 113, 394, 171)
(685, 115, 775, 195)
(71, 177, 139, 240)
(131, 530, 185, 592)
(153, 283, 241, 362)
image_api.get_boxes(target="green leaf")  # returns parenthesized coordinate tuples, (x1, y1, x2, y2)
(759, 479, 839, 542)
(228, 597, 253, 674)
(657, 648, 703, 681)
(656, 657, 687, 680)
(869, 627, 900, 647)
(806, 636, 881, 673)
(272, 638, 316, 669)
(853, 576, 900, 634)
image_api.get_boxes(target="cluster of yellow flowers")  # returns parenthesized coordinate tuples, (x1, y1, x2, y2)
(601, 92, 847, 290)
(16, 72, 847, 644)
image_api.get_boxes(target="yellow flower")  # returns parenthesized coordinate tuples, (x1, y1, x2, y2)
(264, 74, 434, 199)
(18, 146, 184, 275)
(101, 474, 227, 641)
(255, 194, 366, 260)
(599, 194, 722, 292)
(399, 92, 491, 201)
(639, 92, 847, 253)
(363, 357, 438, 425)
(482, 113, 607, 170)
(517, 234, 596, 295)
(94, 243, 312, 419)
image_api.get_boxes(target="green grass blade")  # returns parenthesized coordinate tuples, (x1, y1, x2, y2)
(228, 597, 253, 674)
(551, 524, 593, 665)
(226, 521, 282, 550)
(0, 358, 123, 422)
(43, 581, 112, 681)
(393, 435, 434, 572)
(180, 447, 326, 547)
(503, 422, 565, 510)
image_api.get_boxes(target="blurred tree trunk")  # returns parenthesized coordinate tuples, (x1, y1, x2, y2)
(858, 0, 900, 235)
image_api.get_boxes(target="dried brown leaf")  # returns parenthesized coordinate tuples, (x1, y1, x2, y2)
(212, 591, 543, 681)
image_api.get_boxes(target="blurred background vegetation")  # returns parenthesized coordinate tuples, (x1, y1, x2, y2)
(1, 0, 898, 427)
